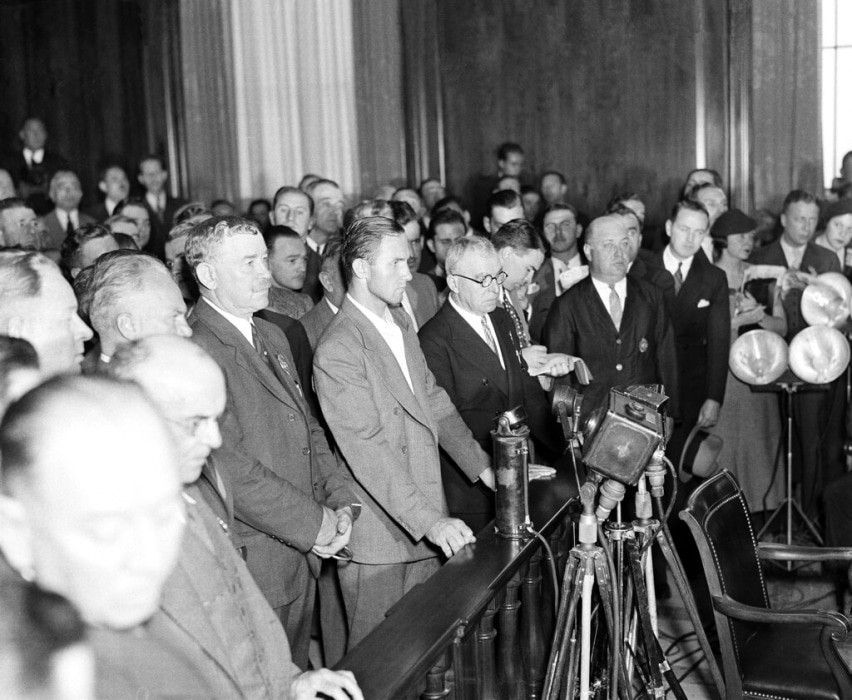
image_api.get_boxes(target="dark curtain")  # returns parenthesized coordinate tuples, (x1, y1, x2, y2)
(0, 0, 166, 208)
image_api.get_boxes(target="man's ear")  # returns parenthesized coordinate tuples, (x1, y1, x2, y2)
(584, 243, 593, 262)
(116, 312, 138, 341)
(195, 262, 216, 291)
(665, 220, 673, 238)
(446, 273, 460, 295)
(780, 213, 788, 232)
(0, 495, 35, 581)
(499, 246, 513, 263)
(352, 257, 369, 280)
(318, 270, 334, 295)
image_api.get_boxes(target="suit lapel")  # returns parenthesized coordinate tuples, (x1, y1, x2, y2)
(443, 304, 509, 396)
(341, 300, 431, 427)
(580, 277, 620, 334)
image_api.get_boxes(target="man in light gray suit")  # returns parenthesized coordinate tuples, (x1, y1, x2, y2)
(184, 215, 358, 668)
(314, 216, 495, 648)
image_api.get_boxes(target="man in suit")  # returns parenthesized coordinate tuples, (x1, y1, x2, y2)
(313, 215, 494, 648)
(467, 142, 526, 232)
(58, 223, 118, 280)
(108, 335, 363, 700)
(605, 202, 674, 296)
(750, 190, 843, 515)
(654, 199, 729, 461)
(0, 117, 69, 215)
(114, 196, 153, 251)
(87, 163, 131, 222)
(529, 203, 586, 343)
(0, 375, 218, 697)
(0, 197, 40, 249)
(544, 215, 679, 422)
(264, 225, 314, 319)
(0, 250, 93, 377)
(541, 171, 569, 206)
(138, 155, 188, 260)
(40, 170, 96, 251)
(271, 185, 322, 301)
(305, 178, 345, 255)
(423, 207, 466, 296)
(185, 215, 357, 667)
(420, 236, 560, 533)
(300, 237, 346, 350)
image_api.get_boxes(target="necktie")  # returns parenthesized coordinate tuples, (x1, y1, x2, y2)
(609, 285, 622, 330)
(481, 316, 498, 355)
(502, 290, 529, 349)
(251, 323, 278, 375)
(673, 262, 684, 295)
(251, 323, 303, 398)
(65, 214, 75, 237)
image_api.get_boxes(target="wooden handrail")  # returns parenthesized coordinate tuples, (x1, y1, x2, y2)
(334, 470, 579, 699)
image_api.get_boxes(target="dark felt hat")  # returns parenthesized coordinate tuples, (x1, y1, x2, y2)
(710, 208, 757, 240)
(824, 198, 852, 223)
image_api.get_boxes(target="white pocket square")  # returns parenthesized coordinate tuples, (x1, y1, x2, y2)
(697, 299, 710, 308)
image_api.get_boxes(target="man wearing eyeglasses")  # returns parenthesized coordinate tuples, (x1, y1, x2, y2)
(419, 236, 561, 533)
(529, 203, 587, 343)
(543, 215, 679, 422)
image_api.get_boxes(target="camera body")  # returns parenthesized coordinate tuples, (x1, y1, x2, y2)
(582, 385, 668, 486)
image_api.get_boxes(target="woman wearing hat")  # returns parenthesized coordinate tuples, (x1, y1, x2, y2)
(710, 209, 787, 516)
(814, 199, 852, 278)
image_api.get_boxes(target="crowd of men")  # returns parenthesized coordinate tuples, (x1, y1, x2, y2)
(1, 118, 852, 698)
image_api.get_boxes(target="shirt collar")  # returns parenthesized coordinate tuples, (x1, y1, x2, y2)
(663, 245, 694, 278)
(590, 275, 627, 298)
(324, 297, 339, 314)
(347, 293, 397, 329)
(448, 293, 488, 327)
(779, 237, 807, 268)
(202, 296, 254, 344)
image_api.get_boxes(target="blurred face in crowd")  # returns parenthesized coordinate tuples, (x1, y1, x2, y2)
(842, 153, 852, 183)
(427, 221, 465, 268)
(623, 198, 646, 226)
(781, 200, 820, 247)
(268, 235, 308, 291)
(666, 208, 710, 260)
(541, 174, 567, 205)
(165, 235, 190, 294)
(694, 186, 727, 227)
(8, 265, 92, 377)
(392, 189, 425, 220)
(0, 205, 39, 248)
(498, 150, 523, 177)
(138, 158, 168, 196)
(522, 190, 543, 223)
(448, 247, 502, 316)
(0, 169, 16, 199)
(498, 245, 544, 292)
(50, 172, 83, 212)
(20, 119, 47, 151)
(74, 236, 119, 276)
(272, 190, 313, 238)
(585, 216, 630, 285)
(402, 220, 423, 273)
(725, 231, 756, 261)
(684, 169, 716, 193)
(109, 218, 139, 241)
(0, 385, 185, 630)
(100, 167, 130, 203)
(543, 209, 581, 256)
(311, 183, 345, 237)
(249, 201, 271, 230)
(485, 203, 525, 235)
(128, 271, 192, 340)
(356, 234, 412, 306)
(825, 214, 852, 252)
(495, 177, 521, 194)
(613, 211, 641, 262)
(420, 180, 445, 210)
(120, 204, 151, 249)
(198, 231, 271, 318)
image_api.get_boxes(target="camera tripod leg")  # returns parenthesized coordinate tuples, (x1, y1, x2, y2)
(654, 519, 726, 698)
(543, 554, 584, 700)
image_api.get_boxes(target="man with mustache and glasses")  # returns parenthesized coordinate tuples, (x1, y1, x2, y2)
(184, 216, 358, 668)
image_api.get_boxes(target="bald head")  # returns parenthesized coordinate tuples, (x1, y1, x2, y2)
(109, 336, 226, 484)
(0, 375, 184, 630)
(584, 215, 630, 285)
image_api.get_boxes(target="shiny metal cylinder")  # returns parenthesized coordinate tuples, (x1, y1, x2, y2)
(492, 427, 531, 539)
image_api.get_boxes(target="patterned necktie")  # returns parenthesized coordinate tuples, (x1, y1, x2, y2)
(481, 315, 498, 355)
(502, 289, 529, 349)
(251, 323, 278, 374)
(673, 262, 684, 295)
(609, 285, 622, 330)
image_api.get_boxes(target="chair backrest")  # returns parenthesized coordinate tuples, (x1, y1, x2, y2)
(679, 470, 770, 684)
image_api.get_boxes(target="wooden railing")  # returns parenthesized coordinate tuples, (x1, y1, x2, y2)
(334, 471, 579, 699)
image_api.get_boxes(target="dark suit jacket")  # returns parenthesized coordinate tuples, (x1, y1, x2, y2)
(528, 253, 587, 344)
(145, 194, 188, 260)
(750, 239, 842, 338)
(544, 275, 680, 420)
(188, 298, 355, 608)
(86, 201, 111, 223)
(630, 248, 675, 300)
(314, 297, 490, 564)
(1, 149, 69, 215)
(653, 250, 730, 428)
(407, 271, 440, 328)
(40, 209, 96, 250)
(300, 296, 337, 351)
(303, 246, 322, 302)
(419, 303, 560, 522)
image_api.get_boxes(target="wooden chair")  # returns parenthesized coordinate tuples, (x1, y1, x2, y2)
(679, 470, 852, 699)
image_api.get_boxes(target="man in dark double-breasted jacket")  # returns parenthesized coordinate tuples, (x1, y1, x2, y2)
(543, 215, 679, 423)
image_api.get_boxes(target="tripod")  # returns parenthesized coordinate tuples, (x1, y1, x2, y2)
(756, 381, 825, 547)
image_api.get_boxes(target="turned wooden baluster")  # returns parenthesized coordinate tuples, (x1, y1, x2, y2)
(521, 552, 546, 699)
(473, 596, 498, 700)
(421, 649, 451, 700)
(497, 573, 524, 699)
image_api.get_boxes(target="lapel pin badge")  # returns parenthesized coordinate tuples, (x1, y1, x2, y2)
(639, 337, 649, 353)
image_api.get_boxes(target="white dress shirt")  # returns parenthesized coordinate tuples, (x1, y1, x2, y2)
(448, 295, 505, 369)
(56, 209, 79, 230)
(662, 245, 695, 280)
(202, 297, 254, 347)
(591, 276, 627, 315)
(347, 294, 414, 392)
(23, 148, 44, 167)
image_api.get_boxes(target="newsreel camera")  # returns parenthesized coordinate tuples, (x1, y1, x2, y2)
(551, 382, 669, 486)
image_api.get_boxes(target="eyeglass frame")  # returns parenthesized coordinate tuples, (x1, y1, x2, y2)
(451, 269, 508, 288)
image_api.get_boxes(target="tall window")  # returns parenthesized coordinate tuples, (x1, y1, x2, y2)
(822, 0, 852, 189)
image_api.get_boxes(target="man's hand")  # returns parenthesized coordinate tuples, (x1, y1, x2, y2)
(425, 517, 476, 558)
(312, 507, 353, 558)
(314, 505, 339, 548)
(478, 466, 496, 491)
(695, 399, 721, 428)
(290, 669, 363, 700)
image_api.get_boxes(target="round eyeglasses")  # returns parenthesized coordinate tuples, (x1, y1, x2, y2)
(452, 270, 508, 288)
